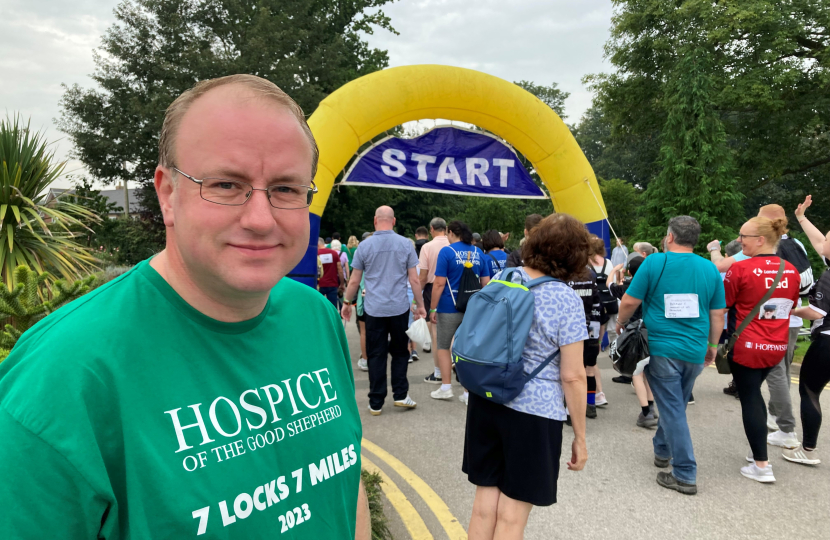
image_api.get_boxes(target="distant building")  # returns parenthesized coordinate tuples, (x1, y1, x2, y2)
(44, 183, 143, 219)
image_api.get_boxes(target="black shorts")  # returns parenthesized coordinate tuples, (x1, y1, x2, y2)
(356, 311, 366, 323)
(583, 340, 600, 367)
(462, 393, 563, 506)
(423, 283, 433, 314)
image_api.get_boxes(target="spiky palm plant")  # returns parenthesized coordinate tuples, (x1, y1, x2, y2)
(0, 115, 100, 288)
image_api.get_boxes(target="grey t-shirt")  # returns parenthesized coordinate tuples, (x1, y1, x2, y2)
(352, 230, 419, 317)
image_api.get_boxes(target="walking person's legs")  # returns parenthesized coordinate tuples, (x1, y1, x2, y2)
(389, 311, 412, 403)
(364, 314, 390, 412)
(766, 327, 799, 437)
(729, 360, 772, 465)
(783, 336, 830, 465)
(634, 373, 657, 427)
(645, 357, 703, 486)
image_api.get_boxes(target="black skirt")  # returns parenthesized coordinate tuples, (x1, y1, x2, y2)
(462, 392, 564, 506)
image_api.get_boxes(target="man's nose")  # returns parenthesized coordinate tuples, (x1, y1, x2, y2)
(239, 189, 277, 233)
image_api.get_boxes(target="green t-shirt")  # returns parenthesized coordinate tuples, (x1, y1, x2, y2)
(626, 252, 726, 364)
(0, 260, 362, 539)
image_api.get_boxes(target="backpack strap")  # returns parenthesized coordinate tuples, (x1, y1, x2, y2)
(523, 350, 561, 383)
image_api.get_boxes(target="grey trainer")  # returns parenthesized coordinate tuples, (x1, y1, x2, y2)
(637, 411, 658, 428)
(656, 472, 697, 495)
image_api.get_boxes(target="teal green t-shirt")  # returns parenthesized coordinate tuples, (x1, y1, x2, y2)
(0, 260, 362, 539)
(626, 252, 726, 364)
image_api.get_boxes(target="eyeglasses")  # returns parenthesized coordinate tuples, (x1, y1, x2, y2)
(738, 234, 762, 240)
(173, 168, 317, 209)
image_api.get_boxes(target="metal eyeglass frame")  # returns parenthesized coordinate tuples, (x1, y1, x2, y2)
(172, 167, 317, 209)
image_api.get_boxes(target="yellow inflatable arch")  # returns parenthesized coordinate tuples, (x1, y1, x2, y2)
(307, 64, 607, 223)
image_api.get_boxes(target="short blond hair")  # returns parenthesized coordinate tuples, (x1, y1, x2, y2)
(158, 74, 318, 178)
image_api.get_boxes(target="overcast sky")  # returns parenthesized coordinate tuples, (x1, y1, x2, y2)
(0, 0, 614, 188)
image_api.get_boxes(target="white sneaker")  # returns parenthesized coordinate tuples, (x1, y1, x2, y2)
(768, 430, 799, 449)
(767, 412, 779, 431)
(430, 387, 454, 400)
(459, 393, 469, 405)
(394, 395, 417, 409)
(782, 445, 821, 465)
(357, 358, 368, 372)
(595, 392, 608, 407)
(368, 405, 382, 416)
(740, 462, 775, 483)
(746, 452, 755, 463)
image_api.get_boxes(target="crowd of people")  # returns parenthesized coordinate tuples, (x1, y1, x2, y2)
(327, 195, 830, 536)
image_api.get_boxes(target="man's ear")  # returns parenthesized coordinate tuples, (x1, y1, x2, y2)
(155, 166, 175, 227)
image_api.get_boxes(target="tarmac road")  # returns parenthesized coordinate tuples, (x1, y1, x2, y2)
(345, 320, 830, 540)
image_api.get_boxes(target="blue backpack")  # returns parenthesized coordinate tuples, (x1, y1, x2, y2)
(451, 268, 562, 404)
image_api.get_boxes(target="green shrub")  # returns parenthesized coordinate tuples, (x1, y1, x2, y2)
(361, 468, 393, 540)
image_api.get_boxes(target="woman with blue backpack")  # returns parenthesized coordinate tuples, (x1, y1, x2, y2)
(429, 220, 489, 404)
(458, 213, 589, 539)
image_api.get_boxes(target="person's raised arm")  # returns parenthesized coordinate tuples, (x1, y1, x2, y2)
(607, 263, 624, 289)
(560, 341, 587, 471)
(795, 195, 826, 257)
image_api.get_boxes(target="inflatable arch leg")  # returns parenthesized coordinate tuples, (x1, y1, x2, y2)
(290, 65, 608, 287)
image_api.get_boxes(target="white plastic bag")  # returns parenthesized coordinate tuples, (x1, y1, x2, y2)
(406, 317, 431, 347)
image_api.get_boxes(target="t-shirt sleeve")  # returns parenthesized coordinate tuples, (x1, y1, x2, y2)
(710, 265, 727, 309)
(351, 245, 365, 271)
(434, 248, 450, 278)
(609, 282, 626, 300)
(418, 245, 429, 271)
(808, 271, 830, 316)
(406, 243, 419, 269)
(625, 257, 652, 300)
(0, 407, 108, 539)
(541, 288, 589, 347)
(723, 265, 738, 308)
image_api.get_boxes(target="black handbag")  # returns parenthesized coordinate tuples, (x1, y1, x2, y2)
(715, 259, 785, 374)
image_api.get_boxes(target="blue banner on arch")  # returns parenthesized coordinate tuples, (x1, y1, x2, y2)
(340, 127, 547, 199)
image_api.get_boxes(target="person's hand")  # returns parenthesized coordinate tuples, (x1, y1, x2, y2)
(706, 240, 721, 253)
(704, 347, 717, 367)
(341, 303, 352, 322)
(615, 320, 625, 335)
(795, 195, 812, 219)
(567, 438, 587, 471)
(413, 306, 427, 321)
(430, 311, 437, 324)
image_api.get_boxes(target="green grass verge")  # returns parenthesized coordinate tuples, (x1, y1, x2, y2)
(362, 468, 393, 540)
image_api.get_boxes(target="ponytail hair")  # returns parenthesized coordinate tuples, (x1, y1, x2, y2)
(447, 220, 474, 245)
(748, 216, 788, 248)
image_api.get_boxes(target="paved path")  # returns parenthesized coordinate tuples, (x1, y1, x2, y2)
(345, 321, 830, 539)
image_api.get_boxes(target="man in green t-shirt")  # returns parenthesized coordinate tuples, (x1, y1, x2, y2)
(0, 75, 368, 539)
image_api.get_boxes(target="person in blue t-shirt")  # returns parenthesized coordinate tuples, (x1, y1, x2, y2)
(429, 220, 489, 403)
(616, 216, 725, 496)
(481, 229, 509, 278)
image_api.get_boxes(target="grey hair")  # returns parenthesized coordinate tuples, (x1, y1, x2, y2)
(667, 216, 701, 248)
(429, 217, 447, 231)
(317, 237, 325, 246)
(725, 239, 742, 257)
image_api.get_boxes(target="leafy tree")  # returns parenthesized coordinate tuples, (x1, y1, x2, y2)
(66, 178, 165, 265)
(514, 81, 569, 119)
(0, 266, 96, 362)
(59, 0, 398, 223)
(587, 0, 830, 215)
(0, 116, 99, 288)
(637, 42, 744, 248)
(598, 178, 643, 240)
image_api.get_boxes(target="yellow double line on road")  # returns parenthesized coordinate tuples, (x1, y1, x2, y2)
(362, 438, 467, 540)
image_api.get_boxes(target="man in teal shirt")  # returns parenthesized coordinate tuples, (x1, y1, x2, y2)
(616, 216, 725, 496)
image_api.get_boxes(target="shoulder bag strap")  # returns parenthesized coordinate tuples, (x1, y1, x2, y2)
(724, 258, 786, 354)
(524, 350, 561, 382)
(640, 254, 668, 319)
(601, 259, 609, 279)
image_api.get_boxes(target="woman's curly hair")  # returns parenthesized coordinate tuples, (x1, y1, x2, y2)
(521, 213, 590, 280)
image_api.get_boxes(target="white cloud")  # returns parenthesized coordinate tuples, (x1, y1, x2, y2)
(0, 0, 613, 188)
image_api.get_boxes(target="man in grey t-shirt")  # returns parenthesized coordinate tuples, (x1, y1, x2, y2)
(342, 206, 426, 415)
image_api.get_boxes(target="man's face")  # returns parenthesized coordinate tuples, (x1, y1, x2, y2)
(158, 85, 313, 295)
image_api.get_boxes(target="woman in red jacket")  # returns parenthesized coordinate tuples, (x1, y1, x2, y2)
(723, 216, 800, 483)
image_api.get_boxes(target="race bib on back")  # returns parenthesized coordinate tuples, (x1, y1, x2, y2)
(319, 253, 334, 264)
(664, 294, 700, 318)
